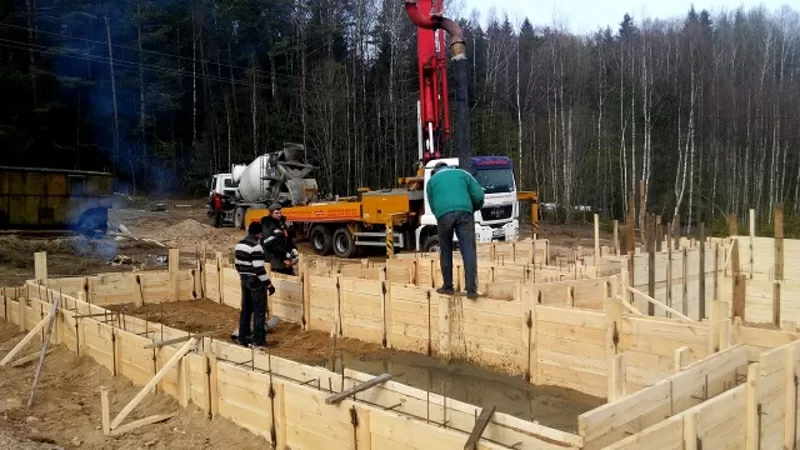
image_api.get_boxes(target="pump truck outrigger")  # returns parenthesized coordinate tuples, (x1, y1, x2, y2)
(241, 0, 538, 257)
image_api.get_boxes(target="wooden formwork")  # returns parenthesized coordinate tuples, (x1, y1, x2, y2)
(0, 280, 582, 449)
(17, 243, 800, 448)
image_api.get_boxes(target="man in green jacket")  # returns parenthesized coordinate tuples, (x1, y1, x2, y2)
(426, 162, 485, 299)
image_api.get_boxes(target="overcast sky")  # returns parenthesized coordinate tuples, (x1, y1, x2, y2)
(459, 0, 792, 34)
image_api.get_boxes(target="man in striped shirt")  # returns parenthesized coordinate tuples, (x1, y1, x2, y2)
(234, 222, 275, 347)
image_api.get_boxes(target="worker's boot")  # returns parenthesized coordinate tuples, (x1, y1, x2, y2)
(436, 286, 455, 295)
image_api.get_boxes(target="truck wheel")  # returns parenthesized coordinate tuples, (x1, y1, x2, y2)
(310, 225, 333, 256)
(423, 235, 440, 253)
(234, 206, 247, 230)
(333, 227, 357, 258)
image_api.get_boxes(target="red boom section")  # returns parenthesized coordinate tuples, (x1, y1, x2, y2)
(409, 0, 451, 164)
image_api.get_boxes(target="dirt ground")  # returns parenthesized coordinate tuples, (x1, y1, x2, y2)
(0, 321, 269, 450)
(107, 299, 604, 432)
(0, 196, 609, 286)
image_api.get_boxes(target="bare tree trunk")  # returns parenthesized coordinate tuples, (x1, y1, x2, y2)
(105, 15, 120, 185)
(250, 55, 258, 158)
(516, 37, 523, 189)
(25, 0, 37, 105)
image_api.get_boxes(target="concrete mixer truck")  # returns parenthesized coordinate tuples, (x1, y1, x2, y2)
(207, 143, 319, 229)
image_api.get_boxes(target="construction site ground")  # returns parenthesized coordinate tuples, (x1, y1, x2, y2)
(0, 320, 268, 450)
(0, 197, 609, 286)
(0, 197, 610, 444)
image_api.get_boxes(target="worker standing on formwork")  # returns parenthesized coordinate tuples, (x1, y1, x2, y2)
(260, 203, 298, 275)
(234, 222, 276, 347)
(426, 162, 484, 299)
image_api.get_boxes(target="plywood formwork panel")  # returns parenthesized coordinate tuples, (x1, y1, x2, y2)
(116, 331, 157, 387)
(283, 382, 371, 450)
(442, 295, 526, 373)
(733, 235, 800, 279)
(339, 277, 384, 343)
(308, 274, 339, 333)
(215, 361, 275, 441)
(386, 259, 414, 285)
(719, 275, 800, 324)
(388, 284, 438, 355)
(535, 306, 607, 398)
(221, 268, 240, 308)
(618, 316, 712, 391)
(269, 273, 303, 324)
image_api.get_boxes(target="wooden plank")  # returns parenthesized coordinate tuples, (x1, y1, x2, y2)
(698, 223, 706, 320)
(464, 405, 495, 450)
(110, 338, 197, 430)
(0, 311, 53, 365)
(325, 373, 391, 405)
(109, 413, 178, 436)
(745, 362, 760, 449)
(144, 332, 213, 349)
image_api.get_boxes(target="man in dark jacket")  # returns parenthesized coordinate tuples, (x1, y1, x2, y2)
(234, 222, 275, 347)
(260, 203, 296, 275)
(426, 162, 485, 299)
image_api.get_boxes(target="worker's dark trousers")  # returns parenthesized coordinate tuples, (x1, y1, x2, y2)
(437, 210, 478, 295)
(238, 277, 267, 346)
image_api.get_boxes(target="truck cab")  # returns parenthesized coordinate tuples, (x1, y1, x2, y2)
(417, 156, 519, 251)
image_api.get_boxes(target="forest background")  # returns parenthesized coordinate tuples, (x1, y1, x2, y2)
(1, 0, 799, 233)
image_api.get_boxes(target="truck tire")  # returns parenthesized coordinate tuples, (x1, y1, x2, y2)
(310, 225, 333, 256)
(333, 227, 357, 258)
(234, 206, 247, 230)
(423, 235, 440, 253)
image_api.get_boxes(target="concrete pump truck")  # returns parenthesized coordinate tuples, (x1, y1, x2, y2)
(242, 0, 539, 257)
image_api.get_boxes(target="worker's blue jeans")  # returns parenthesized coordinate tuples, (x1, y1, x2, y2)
(239, 277, 267, 346)
(437, 210, 478, 295)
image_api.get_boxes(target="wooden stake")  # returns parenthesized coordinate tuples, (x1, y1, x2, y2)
(673, 214, 680, 251)
(655, 215, 663, 252)
(749, 208, 755, 280)
(674, 346, 690, 372)
(33, 252, 47, 284)
(169, 248, 179, 302)
(100, 387, 111, 436)
(745, 362, 760, 449)
(612, 220, 619, 256)
(593, 214, 600, 267)
(785, 345, 797, 448)
(609, 353, 626, 402)
(27, 297, 59, 407)
(699, 223, 706, 320)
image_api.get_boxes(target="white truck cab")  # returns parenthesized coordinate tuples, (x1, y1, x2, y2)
(416, 156, 519, 251)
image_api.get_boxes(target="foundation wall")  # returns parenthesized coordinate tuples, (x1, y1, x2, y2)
(0, 282, 578, 450)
